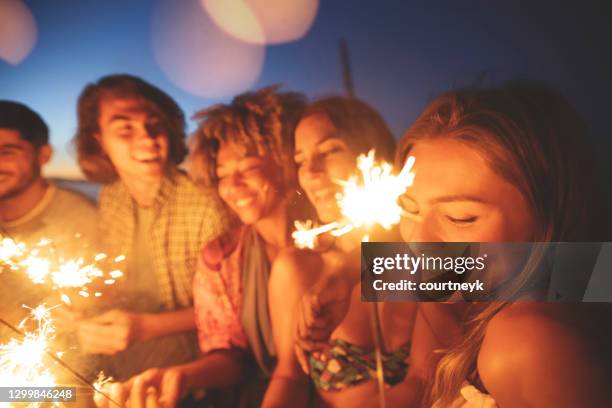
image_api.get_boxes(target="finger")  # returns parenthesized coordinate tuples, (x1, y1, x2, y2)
(294, 343, 310, 375)
(310, 292, 323, 316)
(296, 301, 309, 340)
(110, 382, 126, 408)
(304, 295, 324, 330)
(159, 373, 181, 408)
(304, 325, 334, 343)
(130, 377, 148, 408)
(93, 383, 110, 408)
(295, 336, 329, 353)
(145, 386, 160, 408)
(138, 369, 162, 387)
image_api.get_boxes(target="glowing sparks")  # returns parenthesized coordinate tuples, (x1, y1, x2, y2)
(292, 220, 340, 249)
(0, 305, 58, 408)
(0, 235, 125, 303)
(339, 151, 415, 229)
(0, 238, 26, 269)
(21, 256, 50, 284)
(292, 150, 416, 248)
(93, 371, 115, 407)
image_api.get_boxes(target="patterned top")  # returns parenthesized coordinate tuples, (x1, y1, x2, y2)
(308, 338, 410, 392)
(193, 225, 249, 353)
(97, 169, 231, 309)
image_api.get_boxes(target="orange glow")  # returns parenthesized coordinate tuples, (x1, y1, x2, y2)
(0, 0, 37, 65)
(151, 0, 264, 98)
(202, 0, 319, 45)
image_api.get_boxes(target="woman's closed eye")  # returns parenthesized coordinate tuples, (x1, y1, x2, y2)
(320, 146, 344, 157)
(445, 215, 478, 226)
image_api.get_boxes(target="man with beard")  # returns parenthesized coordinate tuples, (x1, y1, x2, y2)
(0, 100, 96, 245)
(0, 100, 97, 341)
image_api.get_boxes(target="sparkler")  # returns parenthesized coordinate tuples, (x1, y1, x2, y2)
(0, 305, 57, 408)
(292, 150, 416, 248)
(1, 235, 122, 407)
(0, 306, 120, 408)
(0, 235, 125, 305)
(291, 151, 416, 408)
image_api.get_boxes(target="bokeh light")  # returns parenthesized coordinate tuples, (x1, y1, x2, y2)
(0, 0, 37, 65)
(151, 0, 264, 98)
(201, 0, 319, 45)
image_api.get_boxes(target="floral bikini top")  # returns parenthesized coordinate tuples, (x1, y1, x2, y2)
(308, 338, 410, 392)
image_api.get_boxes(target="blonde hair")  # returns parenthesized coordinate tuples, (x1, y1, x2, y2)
(395, 82, 609, 406)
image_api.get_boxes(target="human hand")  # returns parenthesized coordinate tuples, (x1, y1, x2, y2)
(294, 274, 351, 374)
(77, 309, 142, 355)
(93, 368, 184, 408)
(50, 304, 82, 331)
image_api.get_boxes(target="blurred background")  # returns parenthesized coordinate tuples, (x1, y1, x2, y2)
(1, 0, 611, 195)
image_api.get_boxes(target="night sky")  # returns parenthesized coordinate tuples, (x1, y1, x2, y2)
(1, 0, 611, 181)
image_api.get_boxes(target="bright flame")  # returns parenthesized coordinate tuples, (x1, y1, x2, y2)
(0, 238, 25, 267)
(338, 151, 415, 230)
(1, 235, 124, 305)
(0, 305, 58, 408)
(292, 150, 416, 248)
(292, 220, 340, 250)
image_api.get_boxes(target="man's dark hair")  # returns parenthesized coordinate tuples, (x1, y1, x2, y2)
(73, 74, 188, 183)
(0, 100, 49, 148)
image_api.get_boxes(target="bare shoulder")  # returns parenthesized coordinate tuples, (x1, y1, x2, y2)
(478, 303, 609, 407)
(270, 247, 325, 293)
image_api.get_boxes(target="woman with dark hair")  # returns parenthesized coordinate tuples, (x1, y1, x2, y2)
(263, 96, 423, 407)
(393, 82, 612, 407)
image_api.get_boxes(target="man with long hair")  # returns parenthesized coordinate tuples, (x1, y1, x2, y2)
(68, 74, 230, 381)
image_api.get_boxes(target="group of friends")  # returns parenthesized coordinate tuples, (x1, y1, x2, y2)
(1, 74, 611, 408)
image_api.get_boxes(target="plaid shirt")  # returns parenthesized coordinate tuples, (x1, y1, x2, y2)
(97, 169, 231, 309)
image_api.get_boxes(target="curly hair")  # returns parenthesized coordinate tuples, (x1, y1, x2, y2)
(73, 74, 188, 183)
(190, 85, 306, 193)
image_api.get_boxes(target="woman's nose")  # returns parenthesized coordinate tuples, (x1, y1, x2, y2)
(303, 156, 325, 179)
(401, 215, 439, 242)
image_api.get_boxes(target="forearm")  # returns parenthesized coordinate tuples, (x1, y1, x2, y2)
(138, 307, 196, 341)
(176, 349, 247, 391)
(262, 372, 310, 408)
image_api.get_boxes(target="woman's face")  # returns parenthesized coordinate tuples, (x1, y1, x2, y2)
(294, 113, 357, 223)
(399, 138, 536, 242)
(216, 141, 283, 225)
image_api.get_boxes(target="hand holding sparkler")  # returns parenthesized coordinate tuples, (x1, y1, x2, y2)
(94, 368, 184, 408)
(292, 150, 416, 248)
(76, 309, 142, 355)
(294, 273, 352, 375)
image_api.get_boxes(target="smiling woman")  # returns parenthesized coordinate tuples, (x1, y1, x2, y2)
(108, 86, 309, 407)
(393, 82, 612, 408)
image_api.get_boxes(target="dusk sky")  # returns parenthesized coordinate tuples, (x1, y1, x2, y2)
(1, 0, 611, 179)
